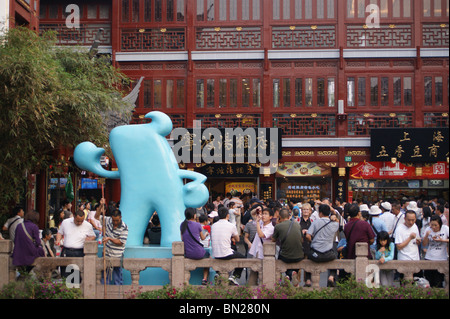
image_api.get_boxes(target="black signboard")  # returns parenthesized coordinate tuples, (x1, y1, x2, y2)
(171, 127, 282, 164)
(370, 128, 449, 163)
(199, 164, 260, 178)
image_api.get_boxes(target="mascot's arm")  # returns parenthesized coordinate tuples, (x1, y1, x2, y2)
(74, 142, 120, 179)
(178, 170, 208, 208)
(178, 170, 207, 185)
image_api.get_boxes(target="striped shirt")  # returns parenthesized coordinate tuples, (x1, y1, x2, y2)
(102, 216, 128, 258)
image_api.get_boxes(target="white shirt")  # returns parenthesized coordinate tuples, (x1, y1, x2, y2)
(310, 210, 320, 222)
(424, 225, 449, 261)
(439, 214, 449, 227)
(248, 221, 274, 259)
(58, 217, 96, 249)
(391, 212, 405, 236)
(379, 211, 395, 234)
(211, 219, 238, 258)
(394, 223, 420, 261)
(228, 209, 237, 225)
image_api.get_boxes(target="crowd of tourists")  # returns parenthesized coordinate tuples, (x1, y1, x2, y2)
(2, 192, 448, 288)
(181, 193, 449, 288)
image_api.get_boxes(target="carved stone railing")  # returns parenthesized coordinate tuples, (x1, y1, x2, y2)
(0, 240, 447, 299)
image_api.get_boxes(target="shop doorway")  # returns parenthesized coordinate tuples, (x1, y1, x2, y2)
(206, 178, 258, 201)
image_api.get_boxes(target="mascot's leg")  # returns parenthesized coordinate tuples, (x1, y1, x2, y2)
(119, 193, 153, 247)
(154, 199, 185, 247)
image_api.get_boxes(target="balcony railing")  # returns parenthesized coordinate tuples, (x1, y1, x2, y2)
(422, 24, 450, 48)
(40, 23, 111, 46)
(195, 113, 262, 128)
(348, 113, 414, 136)
(272, 25, 336, 49)
(121, 28, 185, 51)
(346, 24, 413, 48)
(423, 113, 449, 128)
(195, 27, 262, 50)
(273, 113, 336, 137)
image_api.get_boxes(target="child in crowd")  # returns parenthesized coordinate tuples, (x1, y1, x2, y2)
(374, 231, 395, 287)
(199, 214, 211, 248)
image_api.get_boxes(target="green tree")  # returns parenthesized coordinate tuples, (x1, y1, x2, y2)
(0, 27, 130, 215)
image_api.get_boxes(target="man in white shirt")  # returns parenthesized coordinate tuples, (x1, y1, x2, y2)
(56, 210, 96, 257)
(56, 210, 96, 279)
(211, 207, 244, 285)
(394, 210, 421, 261)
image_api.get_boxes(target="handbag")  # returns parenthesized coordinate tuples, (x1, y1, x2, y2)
(307, 220, 336, 262)
(20, 223, 44, 257)
(21, 222, 37, 244)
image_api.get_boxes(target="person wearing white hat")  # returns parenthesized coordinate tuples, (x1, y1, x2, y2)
(359, 204, 370, 213)
(406, 201, 422, 221)
(379, 202, 395, 234)
(368, 205, 388, 256)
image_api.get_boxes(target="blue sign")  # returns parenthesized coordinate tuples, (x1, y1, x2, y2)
(81, 178, 98, 189)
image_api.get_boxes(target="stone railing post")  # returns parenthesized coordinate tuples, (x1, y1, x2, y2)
(262, 242, 276, 290)
(83, 241, 98, 299)
(355, 242, 369, 284)
(0, 240, 12, 289)
(172, 241, 185, 288)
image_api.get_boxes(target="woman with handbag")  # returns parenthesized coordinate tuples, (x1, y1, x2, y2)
(305, 204, 339, 286)
(12, 210, 45, 276)
(180, 207, 210, 285)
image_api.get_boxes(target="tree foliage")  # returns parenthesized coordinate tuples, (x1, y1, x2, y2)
(0, 27, 130, 215)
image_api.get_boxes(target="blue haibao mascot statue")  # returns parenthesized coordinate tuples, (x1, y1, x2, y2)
(74, 111, 209, 247)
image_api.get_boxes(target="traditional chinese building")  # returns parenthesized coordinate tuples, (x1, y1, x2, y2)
(37, 0, 449, 207)
(0, 0, 39, 32)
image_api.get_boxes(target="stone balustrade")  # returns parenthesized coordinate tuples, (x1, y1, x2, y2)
(0, 240, 447, 299)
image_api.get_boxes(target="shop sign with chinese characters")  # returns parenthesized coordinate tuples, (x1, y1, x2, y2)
(199, 164, 260, 178)
(370, 128, 449, 163)
(350, 161, 449, 180)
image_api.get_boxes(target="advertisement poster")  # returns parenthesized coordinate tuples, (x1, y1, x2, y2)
(277, 162, 331, 177)
(225, 182, 256, 195)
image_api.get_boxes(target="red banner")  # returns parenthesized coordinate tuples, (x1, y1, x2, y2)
(350, 161, 449, 180)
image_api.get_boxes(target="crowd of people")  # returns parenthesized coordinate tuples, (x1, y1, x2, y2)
(181, 192, 449, 288)
(2, 192, 448, 289)
(1, 198, 128, 284)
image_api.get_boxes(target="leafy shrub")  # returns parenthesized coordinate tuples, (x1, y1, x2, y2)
(0, 276, 82, 299)
(128, 276, 448, 300)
